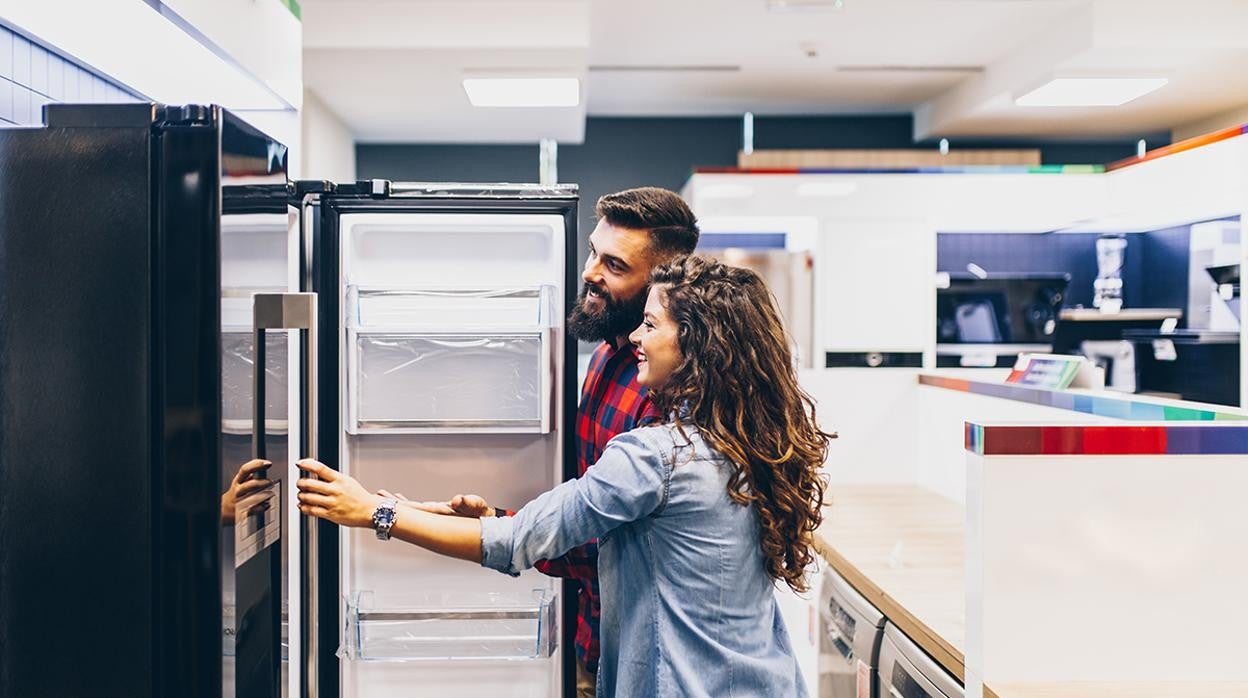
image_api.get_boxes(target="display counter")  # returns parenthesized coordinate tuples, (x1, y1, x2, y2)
(813, 485, 966, 681)
(985, 682, 1248, 698)
(803, 369, 1248, 698)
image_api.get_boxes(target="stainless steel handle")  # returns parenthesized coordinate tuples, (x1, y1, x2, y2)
(253, 292, 318, 698)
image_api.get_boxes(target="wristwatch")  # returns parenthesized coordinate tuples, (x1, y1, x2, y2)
(372, 498, 398, 541)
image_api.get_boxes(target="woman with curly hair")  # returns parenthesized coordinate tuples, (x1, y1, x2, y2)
(296, 255, 833, 697)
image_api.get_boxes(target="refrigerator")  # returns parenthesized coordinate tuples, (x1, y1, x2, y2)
(0, 102, 311, 697)
(0, 102, 579, 697)
(297, 180, 578, 698)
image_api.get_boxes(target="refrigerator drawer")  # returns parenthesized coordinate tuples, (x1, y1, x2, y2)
(344, 589, 557, 662)
(348, 331, 551, 434)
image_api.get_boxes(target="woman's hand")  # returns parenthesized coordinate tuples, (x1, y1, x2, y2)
(296, 459, 382, 529)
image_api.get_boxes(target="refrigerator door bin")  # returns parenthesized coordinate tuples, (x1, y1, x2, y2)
(343, 590, 558, 662)
(222, 330, 290, 435)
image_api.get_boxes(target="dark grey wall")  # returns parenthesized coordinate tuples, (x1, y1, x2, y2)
(356, 114, 1170, 269)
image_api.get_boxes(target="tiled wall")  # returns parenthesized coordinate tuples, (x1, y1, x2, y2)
(0, 23, 141, 126)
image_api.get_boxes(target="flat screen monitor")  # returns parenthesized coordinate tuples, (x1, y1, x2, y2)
(937, 273, 1070, 344)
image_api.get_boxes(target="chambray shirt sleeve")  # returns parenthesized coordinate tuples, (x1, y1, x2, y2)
(480, 429, 670, 576)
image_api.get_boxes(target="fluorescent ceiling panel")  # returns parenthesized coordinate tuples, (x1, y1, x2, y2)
(1015, 78, 1168, 107)
(462, 78, 581, 108)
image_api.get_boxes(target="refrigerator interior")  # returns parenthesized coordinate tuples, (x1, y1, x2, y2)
(336, 211, 567, 696)
(220, 203, 303, 697)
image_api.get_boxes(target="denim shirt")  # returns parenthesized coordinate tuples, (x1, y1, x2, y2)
(480, 425, 808, 698)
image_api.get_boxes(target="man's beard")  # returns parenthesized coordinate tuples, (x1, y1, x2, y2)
(567, 282, 647, 343)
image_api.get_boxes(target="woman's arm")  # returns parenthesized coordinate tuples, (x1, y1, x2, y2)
(480, 429, 670, 575)
(295, 459, 483, 563)
(294, 428, 671, 573)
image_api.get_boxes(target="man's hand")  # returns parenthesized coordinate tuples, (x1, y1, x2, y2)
(447, 494, 494, 518)
(376, 489, 495, 518)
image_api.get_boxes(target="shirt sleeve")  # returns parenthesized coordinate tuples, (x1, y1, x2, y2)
(480, 429, 670, 576)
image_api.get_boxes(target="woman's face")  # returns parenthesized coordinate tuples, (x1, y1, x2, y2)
(629, 285, 682, 388)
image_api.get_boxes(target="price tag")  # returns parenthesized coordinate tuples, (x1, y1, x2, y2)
(856, 659, 871, 698)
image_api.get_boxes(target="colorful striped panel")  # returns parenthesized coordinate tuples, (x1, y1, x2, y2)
(691, 165, 1104, 175)
(1105, 123, 1248, 172)
(965, 423, 1248, 456)
(919, 374, 1248, 422)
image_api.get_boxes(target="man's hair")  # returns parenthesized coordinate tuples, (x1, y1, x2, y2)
(595, 187, 699, 259)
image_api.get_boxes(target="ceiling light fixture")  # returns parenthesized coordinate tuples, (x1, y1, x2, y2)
(462, 78, 580, 108)
(1015, 78, 1167, 107)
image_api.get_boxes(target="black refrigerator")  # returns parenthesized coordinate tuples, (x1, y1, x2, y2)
(0, 103, 314, 698)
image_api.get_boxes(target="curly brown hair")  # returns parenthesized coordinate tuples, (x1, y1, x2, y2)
(647, 255, 833, 593)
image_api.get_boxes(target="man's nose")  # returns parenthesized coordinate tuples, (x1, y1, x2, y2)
(582, 257, 603, 285)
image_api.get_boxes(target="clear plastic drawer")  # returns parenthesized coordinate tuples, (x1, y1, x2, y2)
(346, 286, 554, 434)
(343, 589, 557, 662)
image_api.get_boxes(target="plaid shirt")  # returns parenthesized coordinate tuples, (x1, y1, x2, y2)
(530, 339, 660, 673)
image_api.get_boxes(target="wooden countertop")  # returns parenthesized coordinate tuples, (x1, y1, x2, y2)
(812, 484, 966, 681)
(986, 683, 1248, 698)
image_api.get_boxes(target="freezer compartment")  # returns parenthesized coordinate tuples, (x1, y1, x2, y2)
(878, 622, 963, 698)
(348, 331, 550, 433)
(343, 589, 558, 662)
(340, 212, 565, 289)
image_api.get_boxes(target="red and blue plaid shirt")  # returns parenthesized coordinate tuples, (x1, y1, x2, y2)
(532, 339, 660, 673)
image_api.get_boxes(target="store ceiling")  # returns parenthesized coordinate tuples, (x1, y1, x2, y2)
(302, 0, 1248, 143)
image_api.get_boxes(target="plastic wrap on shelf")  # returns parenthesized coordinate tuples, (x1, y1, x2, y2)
(350, 333, 546, 433)
(343, 589, 557, 662)
(346, 286, 554, 434)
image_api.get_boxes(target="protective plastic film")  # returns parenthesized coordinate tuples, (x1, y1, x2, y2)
(351, 333, 545, 432)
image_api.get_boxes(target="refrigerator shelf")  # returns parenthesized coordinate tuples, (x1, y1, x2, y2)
(343, 589, 557, 662)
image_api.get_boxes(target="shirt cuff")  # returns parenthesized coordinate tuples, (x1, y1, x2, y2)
(479, 514, 520, 577)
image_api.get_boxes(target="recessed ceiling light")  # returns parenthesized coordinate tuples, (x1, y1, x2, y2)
(1015, 78, 1167, 107)
(462, 78, 580, 108)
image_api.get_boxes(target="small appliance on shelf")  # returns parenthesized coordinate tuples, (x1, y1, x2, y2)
(935, 272, 1070, 368)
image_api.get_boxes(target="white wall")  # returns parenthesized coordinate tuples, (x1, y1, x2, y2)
(162, 0, 302, 109)
(300, 89, 357, 182)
